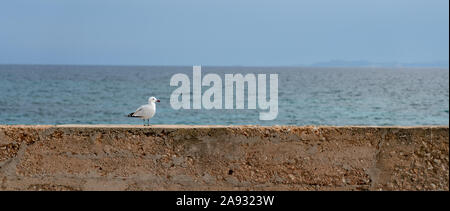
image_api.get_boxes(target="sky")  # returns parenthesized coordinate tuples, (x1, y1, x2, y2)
(0, 0, 448, 66)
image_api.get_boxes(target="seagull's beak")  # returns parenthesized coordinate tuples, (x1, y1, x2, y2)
(156, 99, 160, 102)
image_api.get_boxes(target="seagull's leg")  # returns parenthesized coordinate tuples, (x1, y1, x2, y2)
(143, 119, 145, 126)
(147, 119, 150, 126)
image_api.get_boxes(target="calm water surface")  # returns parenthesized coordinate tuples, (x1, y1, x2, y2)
(0, 65, 448, 125)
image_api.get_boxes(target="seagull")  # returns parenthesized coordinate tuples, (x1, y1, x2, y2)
(128, 96, 160, 126)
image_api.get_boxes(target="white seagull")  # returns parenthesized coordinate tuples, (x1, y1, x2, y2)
(128, 96, 160, 126)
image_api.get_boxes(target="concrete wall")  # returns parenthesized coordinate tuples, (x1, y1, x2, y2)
(0, 125, 448, 191)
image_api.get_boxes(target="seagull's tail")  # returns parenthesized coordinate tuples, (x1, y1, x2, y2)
(127, 112, 135, 117)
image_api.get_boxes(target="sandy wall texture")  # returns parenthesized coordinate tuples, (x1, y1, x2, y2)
(0, 125, 448, 191)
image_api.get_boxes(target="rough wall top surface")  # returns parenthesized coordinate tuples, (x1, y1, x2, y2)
(0, 125, 448, 191)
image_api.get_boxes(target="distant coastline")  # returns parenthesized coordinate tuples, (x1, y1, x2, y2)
(310, 60, 450, 68)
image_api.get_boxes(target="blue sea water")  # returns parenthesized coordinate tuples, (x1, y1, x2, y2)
(0, 65, 448, 126)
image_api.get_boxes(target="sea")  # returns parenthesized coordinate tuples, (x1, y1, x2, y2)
(0, 64, 448, 126)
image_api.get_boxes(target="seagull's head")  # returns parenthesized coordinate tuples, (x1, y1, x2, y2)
(149, 96, 160, 103)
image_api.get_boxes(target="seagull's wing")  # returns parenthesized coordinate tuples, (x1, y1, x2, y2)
(132, 105, 146, 117)
(127, 105, 147, 118)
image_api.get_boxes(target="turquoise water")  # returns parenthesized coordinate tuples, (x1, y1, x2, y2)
(0, 65, 448, 126)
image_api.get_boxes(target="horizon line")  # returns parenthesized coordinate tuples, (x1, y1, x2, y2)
(0, 63, 448, 68)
